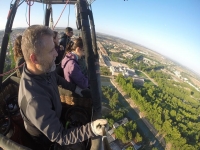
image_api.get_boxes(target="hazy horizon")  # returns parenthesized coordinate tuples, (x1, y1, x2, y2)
(1, 26, 199, 78)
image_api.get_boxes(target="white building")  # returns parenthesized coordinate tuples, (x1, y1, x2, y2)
(110, 65, 135, 77)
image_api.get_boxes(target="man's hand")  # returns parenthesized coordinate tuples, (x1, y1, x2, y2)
(81, 88, 91, 98)
(75, 87, 92, 98)
(91, 119, 108, 136)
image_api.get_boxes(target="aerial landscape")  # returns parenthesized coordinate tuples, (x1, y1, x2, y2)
(0, 0, 200, 150)
(0, 27, 200, 149)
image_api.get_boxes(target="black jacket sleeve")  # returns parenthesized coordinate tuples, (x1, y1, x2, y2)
(55, 72, 76, 92)
(59, 37, 67, 50)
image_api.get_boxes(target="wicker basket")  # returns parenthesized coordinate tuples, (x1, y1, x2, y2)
(58, 87, 92, 109)
(0, 84, 18, 117)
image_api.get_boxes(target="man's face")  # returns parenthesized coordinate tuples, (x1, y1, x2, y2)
(37, 36, 58, 73)
(67, 30, 73, 37)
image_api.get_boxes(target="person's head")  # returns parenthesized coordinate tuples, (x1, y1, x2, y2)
(21, 25, 58, 74)
(13, 35, 23, 61)
(65, 27, 73, 37)
(53, 31, 59, 46)
(66, 37, 85, 59)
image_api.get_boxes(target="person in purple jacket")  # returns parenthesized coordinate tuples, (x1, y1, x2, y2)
(61, 37, 88, 89)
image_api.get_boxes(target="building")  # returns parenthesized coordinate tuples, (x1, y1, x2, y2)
(173, 70, 181, 78)
(107, 128, 117, 143)
(110, 66, 121, 76)
(123, 53, 133, 58)
(122, 68, 135, 77)
(110, 65, 135, 77)
(143, 57, 157, 65)
(113, 118, 129, 129)
(133, 78, 144, 86)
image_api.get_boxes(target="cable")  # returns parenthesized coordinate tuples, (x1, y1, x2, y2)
(25, 0, 34, 26)
(67, 0, 71, 27)
(53, 0, 69, 30)
(42, 0, 45, 25)
(26, 0, 34, 6)
(28, 0, 34, 26)
(25, 3, 29, 26)
(50, 6, 54, 29)
(28, 1, 31, 26)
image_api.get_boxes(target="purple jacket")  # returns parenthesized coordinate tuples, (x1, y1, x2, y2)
(61, 52, 88, 89)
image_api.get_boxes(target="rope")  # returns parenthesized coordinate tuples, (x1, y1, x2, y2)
(26, 0, 34, 6)
(53, 0, 69, 30)
(26, 0, 34, 26)
(43, 1, 45, 25)
(0, 63, 25, 77)
(25, 3, 28, 25)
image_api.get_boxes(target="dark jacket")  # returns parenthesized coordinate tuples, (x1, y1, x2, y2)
(59, 34, 70, 51)
(61, 53, 88, 89)
(18, 64, 95, 146)
(55, 45, 64, 65)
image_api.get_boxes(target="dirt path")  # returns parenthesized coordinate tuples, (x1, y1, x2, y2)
(140, 70, 158, 86)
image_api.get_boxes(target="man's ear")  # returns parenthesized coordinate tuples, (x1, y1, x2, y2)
(30, 53, 39, 64)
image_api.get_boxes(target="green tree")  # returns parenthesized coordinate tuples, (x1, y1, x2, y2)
(126, 146, 134, 150)
(109, 92, 119, 109)
(114, 126, 128, 143)
(135, 132, 142, 143)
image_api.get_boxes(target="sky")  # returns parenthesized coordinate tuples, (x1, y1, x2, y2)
(0, 0, 200, 75)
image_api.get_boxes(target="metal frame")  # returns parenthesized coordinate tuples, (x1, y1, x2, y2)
(0, 0, 20, 85)
(34, 0, 77, 5)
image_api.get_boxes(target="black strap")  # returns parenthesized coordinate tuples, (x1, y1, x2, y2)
(63, 57, 78, 69)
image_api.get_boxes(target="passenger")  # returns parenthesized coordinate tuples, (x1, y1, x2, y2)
(62, 37, 88, 89)
(18, 25, 107, 150)
(53, 31, 64, 65)
(59, 27, 73, 50)
(13, 35, 25, 77)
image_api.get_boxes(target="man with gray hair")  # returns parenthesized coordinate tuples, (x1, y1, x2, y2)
(18, 25, 107, 150)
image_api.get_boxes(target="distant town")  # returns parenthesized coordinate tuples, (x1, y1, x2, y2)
(1, 28, 199, 92)
(95, 32, 200, 92)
